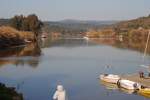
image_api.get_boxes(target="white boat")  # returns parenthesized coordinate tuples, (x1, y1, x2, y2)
(100, 74, 120, 84)
(118, 79, 141, 90)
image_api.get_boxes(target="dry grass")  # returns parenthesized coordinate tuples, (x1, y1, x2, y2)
(0, 26, 35, 48)
(0, 26, 35, 40)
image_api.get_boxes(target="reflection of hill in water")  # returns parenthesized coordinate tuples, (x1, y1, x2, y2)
(0, 43, 41, 68)
(91, 38, 150, 54)
(100, 80, 118, 90)
(0, 57, 40, 68)
(0, 38, 149, 68)
(43, 37, 150, 54)
(0, 43, 41, 57)
(41, 37, 150, 54)
(41, 38, 97, 48)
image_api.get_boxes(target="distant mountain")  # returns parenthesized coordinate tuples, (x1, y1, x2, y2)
(59, 19, 118, 25)
(0, 18, 118, 28)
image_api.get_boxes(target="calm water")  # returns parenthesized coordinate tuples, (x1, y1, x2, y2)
(0, 39, 150, 100)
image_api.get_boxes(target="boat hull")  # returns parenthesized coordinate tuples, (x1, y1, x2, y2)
(100, 74, 120, 84)
(139, 88, 150, 94)
(118, 79, 141, 90)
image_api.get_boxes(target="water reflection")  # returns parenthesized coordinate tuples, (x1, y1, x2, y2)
(0, 43, 41, 68)
(100, 80, 137, 96)
(138, 91, 150, 99)
(100, 81, 118, 90)
(0, 38, 149, 100)
(0, 37, 149, 68)
(41, 38, 96, 48)
(119, 88, 136, 94)
(90, 37, 150, 55)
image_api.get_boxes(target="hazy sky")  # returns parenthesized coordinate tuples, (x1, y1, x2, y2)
(0, 0, 150, 21)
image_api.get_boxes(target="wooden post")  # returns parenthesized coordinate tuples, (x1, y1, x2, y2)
(143, 30, 150, 58)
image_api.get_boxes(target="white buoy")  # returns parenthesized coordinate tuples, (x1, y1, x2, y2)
(53, 85, 66, 100)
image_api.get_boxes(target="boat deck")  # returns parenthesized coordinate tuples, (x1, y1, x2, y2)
(121, 74, 150, 87)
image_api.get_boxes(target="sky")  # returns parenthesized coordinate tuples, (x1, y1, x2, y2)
(0, 0, 150, 21)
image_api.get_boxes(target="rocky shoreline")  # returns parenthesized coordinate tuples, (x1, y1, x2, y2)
(0, 83, 23, 100)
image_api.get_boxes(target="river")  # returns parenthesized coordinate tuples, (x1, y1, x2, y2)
(0, 38, 150, 100)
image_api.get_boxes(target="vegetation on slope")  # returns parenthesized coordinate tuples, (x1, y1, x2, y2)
(86, 14, 150, 39)
(0, 26, 35, 48)
(0, 14, 43, 48)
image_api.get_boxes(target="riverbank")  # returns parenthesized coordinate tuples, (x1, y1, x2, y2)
(0, 26, 35, 48)
(0, 83, 23, 100)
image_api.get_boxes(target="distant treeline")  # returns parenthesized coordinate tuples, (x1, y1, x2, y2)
(42, 20, 116, 37)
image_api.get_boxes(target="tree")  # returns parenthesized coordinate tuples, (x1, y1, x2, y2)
(10, 15, 24, 30)
(22, 18, 30, 31)
(10, 14, 43, 36)
(27, 14, 43, 36)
